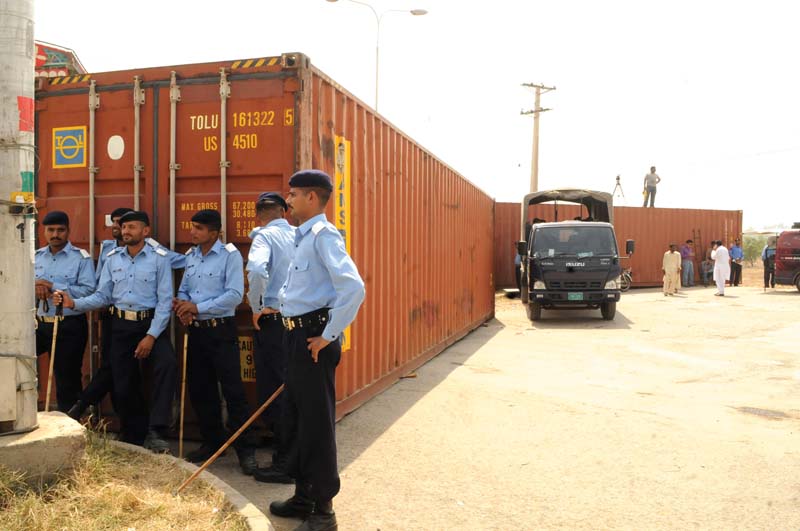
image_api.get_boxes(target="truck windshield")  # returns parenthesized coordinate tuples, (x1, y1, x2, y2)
(531, 226, 618, 258)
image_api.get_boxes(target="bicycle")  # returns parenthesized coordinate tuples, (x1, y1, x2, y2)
(620, 266, 633, 292)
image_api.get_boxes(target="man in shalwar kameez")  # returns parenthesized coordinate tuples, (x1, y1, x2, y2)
(711, 240, 731, 297)
(662, 243, 681, 296)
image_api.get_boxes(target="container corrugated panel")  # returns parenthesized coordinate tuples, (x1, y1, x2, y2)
(496, 202, 742, 288)
(494, 202, 520, 288)
(34, 53, 495, 420)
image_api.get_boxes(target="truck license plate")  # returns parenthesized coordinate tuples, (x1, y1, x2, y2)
(568, 292, 584, 301)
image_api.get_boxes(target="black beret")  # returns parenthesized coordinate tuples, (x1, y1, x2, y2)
(42, 210, 69, 226)
(257, 191, 288, 211)
(191, 209, 222, 230)
(288, 169, 333, 192)
(119, 210, 150, 226)
(110, 207, 134, 219)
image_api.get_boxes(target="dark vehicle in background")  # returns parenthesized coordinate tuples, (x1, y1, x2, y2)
(774, 229, 800, 291)
(517, 189, 634, 321)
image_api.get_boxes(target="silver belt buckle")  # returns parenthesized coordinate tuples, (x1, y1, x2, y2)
(124, 310, 138, 321)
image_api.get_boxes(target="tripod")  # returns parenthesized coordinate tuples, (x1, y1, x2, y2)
(613, 175, 625, 200)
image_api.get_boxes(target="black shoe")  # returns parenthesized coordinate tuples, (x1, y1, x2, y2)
(67, 400, 87, 421)
(185, 443, 223, 464)
(295, 501, 337, 531)
(236, 447, 258, 476)
(269, 494, 314, 520)
(143, 429, 171, 454)
(253, 465, 294, 484)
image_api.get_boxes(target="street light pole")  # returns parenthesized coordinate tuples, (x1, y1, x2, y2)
(327, 0, 427, 112)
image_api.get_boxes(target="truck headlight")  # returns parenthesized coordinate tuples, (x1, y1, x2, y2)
(605, 277, 620, 289)
(533, 280, 546, 290)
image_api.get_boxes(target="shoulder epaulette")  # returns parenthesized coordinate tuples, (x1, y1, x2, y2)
(146, 238, 161, 248)
(224, 242, 237, 253)
(79, 248, 91, 259)
(35, 247, 46, 254)
(311, 221, 326, 235)
(107, 248, 120, 257)
(155, 248, 168, 257)
(184, 246, 194, 255)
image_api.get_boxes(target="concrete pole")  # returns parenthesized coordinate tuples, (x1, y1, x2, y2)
(521, 83, 555, 193)
(0, 0, 38, 435)
(530, 87, 541, 193)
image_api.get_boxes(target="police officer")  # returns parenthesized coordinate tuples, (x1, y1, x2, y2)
(247, 192, 296, 484)
(68, 207, 187, 420)
(268, 170, 365, 531)
(35, 211, 96, 412)
(173, 209, 257, 474)
(65, 207, 133, 419)
(54, 211, 176, 452)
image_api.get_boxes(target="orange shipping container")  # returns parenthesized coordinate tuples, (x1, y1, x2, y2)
(494, 202, 742, 288)
(34, 52, 495, 420)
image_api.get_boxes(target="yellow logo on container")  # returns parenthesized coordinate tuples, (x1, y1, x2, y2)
(334, 135, 353, 352)
(52, 126, 87, 168)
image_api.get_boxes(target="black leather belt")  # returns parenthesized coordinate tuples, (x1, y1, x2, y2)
(282, 309, 330, 331)
(109, 306, 155, 321)
(191, 316, 234, 328)
(258, 312, 282, 322)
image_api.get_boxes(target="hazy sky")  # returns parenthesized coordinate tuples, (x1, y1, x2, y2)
(36, 0, 799, 230)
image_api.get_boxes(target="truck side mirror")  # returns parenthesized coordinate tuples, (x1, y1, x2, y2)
(625, 239, 635, 255)
(517, 241, 527, 256)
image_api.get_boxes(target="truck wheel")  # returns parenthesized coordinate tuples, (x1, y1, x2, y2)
(601, 301, 616, 320)
(526, 302, 542, 321)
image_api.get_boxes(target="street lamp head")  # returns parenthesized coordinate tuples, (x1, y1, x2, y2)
(410, 9, 428, 15)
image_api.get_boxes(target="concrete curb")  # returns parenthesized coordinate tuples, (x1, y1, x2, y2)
(109, 440, 273, 531)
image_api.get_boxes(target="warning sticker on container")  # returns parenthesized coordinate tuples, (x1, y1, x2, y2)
(334, 135, 352, 352)
(52, 126, 87, 168)
(239, 335, 256, 382)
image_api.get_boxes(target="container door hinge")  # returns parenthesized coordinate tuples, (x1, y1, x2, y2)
(219, 160, 231, 169)
(170, 71, 181, 102)
(169, 163, 181, 171)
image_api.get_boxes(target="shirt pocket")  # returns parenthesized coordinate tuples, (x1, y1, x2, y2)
(34, 263, 46, 279)
(110, 268, 126, 284)
(292, 259, 310, 273)
(134, 265, 158, 284)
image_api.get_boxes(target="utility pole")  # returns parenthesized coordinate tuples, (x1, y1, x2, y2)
(0, 0, 38, 435)
(521, 83, 555, 193)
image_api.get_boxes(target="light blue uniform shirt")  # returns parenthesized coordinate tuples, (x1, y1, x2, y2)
(35, 242, 96, 317)
(73, 244, 173, 338)
(96, 239, 119, 281)
(97, 237, 184, 279)
(278, 214, 365, 342)
(177, 240, 244, 320)
(730, 245, 744, 261)
(247, 218, 296, 312)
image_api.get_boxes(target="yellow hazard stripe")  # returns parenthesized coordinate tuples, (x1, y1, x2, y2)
(49, 74, 91, 85)
(231, 57, 281, 70)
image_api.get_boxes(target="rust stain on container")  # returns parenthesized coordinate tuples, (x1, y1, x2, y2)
(495, 202, 743, 288)
(34, 53, 495, 421)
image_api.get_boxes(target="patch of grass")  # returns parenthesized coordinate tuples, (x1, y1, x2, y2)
(0, 428, 249, 531)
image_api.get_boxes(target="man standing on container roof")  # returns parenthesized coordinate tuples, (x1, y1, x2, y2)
(68, 206, 185, 420)
(246, 191, 297, 485)
(642, 166, 661, 208)
(54, 211, 177, 453)
(268, 170, 365, 531)
(34, 211, 96, 412)
(173, 209, 258, 475)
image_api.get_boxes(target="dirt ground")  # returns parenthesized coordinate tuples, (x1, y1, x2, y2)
(205, 262, 799, 530)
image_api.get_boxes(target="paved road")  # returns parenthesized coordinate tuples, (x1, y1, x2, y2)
(208, 284, 800, 530)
